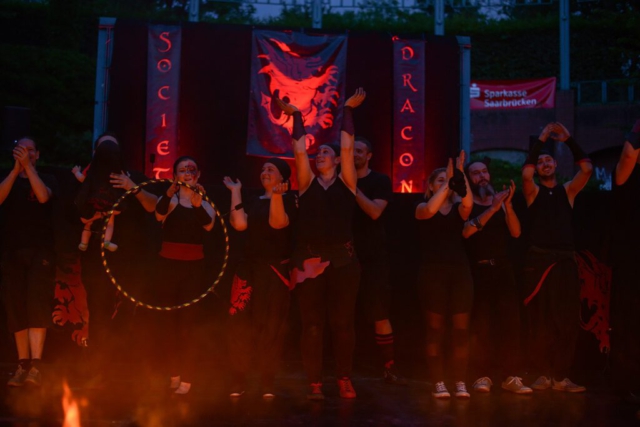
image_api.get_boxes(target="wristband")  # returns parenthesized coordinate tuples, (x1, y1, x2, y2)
(342, 106, 355, 136)
(524, 139, 545, 167)
(564, 137, 589, 163)
(292, 111, 306, 140)
(234, 203, 244, 211)
(155, 195, 171, 215)
(194, 204, 213, 226)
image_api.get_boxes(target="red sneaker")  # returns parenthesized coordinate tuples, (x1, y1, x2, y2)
(337, 377, 356, 399)
(307, 382, 324, 400)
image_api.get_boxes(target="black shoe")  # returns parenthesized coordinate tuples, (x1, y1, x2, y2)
(384, 368, 408, 385)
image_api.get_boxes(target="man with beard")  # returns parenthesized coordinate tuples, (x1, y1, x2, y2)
(462, 159, 531, 394)
(352, 136, 406, 385)
(521, 122, 592, 393)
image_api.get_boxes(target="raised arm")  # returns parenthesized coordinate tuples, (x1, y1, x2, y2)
(15, 145, 51, 203)
(155, 181, 179, 222)
(275, 97, 313, 195)
(269, 182, 290, 230)
(223, 177, 247, 231)
(552, 123, 592, 202)
(0, 159, 22, 205)
(462, 189, 509, 239)
(339, 88, 367, 194)
(615, 120, 640, 186)
(110, 171, 158, 213)
(191, 183, 215, 232)
(415, 159, 454, 220)
(522, 123, 553, 206)
(502, 180, 521, 238)
(455, 151, 473, 221)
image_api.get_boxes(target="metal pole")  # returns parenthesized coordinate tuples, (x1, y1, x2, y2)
(189, 0, 200, 22)
(559, 0, 570, 90)
(458, 36, 471, 156)
(312, 0, 322, 29)
(93, 17, 116, 146)
(434, 0, 445, 36)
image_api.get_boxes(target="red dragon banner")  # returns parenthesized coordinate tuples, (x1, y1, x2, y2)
(247, 30, 347, 158)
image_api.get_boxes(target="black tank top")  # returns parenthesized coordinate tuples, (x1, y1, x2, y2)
(528, 184, 574, 251)
(161, 203, 206, 245)
(296, 177, 355, 248)
(465, 203, 510, 262)
(416, 200, 468, 266)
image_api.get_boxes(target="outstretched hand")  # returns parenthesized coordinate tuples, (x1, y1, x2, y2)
(166, 180, 181, 197)
(456, 150, 466, 172)
(504, 180, 516, 205)
(223, 176, 242, 192)
(345, 87, 366, 109)
(539, 123, 555, 142)
(446, 158, 454, 181)
(191, 183, 205, 207)
(274, 96, 299, 116)
(110, 171, 135, 191)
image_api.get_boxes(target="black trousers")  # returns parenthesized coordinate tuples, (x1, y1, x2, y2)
(295, 261, 360, 383)
(469, 262, 522, 380)
(523, 248, 580, 380)
(227, 259, 290, 388)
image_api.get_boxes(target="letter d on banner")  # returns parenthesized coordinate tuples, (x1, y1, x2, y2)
(393, 38, 425, 193)
(146, 25, 181, 179)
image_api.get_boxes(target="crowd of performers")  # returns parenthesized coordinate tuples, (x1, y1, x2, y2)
(1, 89, 639, 403)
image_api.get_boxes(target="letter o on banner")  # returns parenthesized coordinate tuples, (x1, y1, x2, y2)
(399, 152, 414, 167)
(157, 59, 172, 72)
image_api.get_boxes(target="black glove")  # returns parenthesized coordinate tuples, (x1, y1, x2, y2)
(564, 137, 589, 163)
(292, 111, 306, 140)
(524, 139, 545, 168)
(449, 169, 467, 198)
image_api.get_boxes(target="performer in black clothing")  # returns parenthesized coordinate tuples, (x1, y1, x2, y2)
(352, 136, 406, 385)
(154, 156, 215, 395)
(462, 160, 531, 394)
(415, 154, 473, 399)
(521, 122, 592, 393)
(0, 137, 57, 387)
(275, 88, 365, 400)
(223, 158, 295, 399)
(610, 119, 640, 401)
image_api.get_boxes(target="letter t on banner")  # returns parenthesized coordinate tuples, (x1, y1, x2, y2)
(146, 25, 181, 179)
(393, 39, 425, 194)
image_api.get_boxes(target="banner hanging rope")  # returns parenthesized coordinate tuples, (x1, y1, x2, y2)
(99, 179, 230, 311)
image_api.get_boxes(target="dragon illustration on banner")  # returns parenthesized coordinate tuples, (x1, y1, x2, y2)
(247, 30, 347, 157)
(52, 256, 89, 346)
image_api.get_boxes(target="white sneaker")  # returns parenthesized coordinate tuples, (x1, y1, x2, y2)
(432, 381, 450, 399)
(531, 375, 551, 390)
(502, 376, 533, 394)
(473, 377, 492, 393)
(174, 382, 191, 394)
(455, 381, 470, 398)
(552, 378, 586, 393)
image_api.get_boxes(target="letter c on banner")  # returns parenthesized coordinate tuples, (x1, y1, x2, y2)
(399, 153, 414, 167)
(157, 140, 170, 155)
(157, 59, 172, 72)
(401, 126, 413, 140)
(158, 86, 170, 100)
(401, 46, 414, 60)
(158, 32, 172, 53)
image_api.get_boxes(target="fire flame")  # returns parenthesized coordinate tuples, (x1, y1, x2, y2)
(62, 381, 81, 427)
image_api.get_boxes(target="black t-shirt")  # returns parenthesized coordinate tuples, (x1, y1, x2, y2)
(528, 184, 574, 251)
(1, 172, 58, 251)
(612, 164, 640, 254)
(465, 203, 510, 262)
(353, 170, 393, 260)
(416, 199, 468, 265)
(244, 193, 296, 263)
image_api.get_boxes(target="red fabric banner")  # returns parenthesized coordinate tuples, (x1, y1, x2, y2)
(392, 39, 425, 194)
(470, 77, 556, 110)
(145, 25, 181, 179)
(247, 30, 347, 158)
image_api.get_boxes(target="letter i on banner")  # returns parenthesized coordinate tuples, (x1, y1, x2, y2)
(392, 39, 425, 194)
(146, 25, 181, 179)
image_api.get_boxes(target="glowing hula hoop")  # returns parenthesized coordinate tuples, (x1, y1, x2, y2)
(99, 179, 230, 311)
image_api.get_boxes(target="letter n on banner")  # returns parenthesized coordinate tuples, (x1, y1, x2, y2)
(393, 39, 425, 194)
(146, 25, 181, 179)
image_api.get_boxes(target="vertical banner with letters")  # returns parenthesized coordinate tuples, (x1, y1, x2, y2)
(146, 25, 181, 179)
(247, 30, 347, 157)
(392, 39, 425, 193)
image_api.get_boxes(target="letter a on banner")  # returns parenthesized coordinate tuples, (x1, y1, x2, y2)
(146, 25, 181, 179)
(393, 38, 425, 193)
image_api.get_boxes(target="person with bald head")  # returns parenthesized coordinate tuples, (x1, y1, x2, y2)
(463, 159, 531, 394)
(0, 137, 58, 387)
